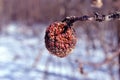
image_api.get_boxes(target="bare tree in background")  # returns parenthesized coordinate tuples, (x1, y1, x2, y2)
(117, 21, 120, 79)
(0, 0, 120, 79)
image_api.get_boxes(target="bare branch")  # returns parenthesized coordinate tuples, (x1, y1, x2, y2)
(76, 49, 120, 72)
(62, 12, 120, 26)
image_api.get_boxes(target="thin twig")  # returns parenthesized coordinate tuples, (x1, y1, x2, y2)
(76, 49, 120, 70)
(62, 12, 120, 26)
(32, 50, 43, 68)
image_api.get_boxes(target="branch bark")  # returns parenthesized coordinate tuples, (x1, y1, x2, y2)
(62, 12, 120, 26)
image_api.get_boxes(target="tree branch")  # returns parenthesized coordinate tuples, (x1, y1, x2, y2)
(62, 11, 120, 26)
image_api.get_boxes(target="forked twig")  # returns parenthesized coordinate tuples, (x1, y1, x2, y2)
(76, 49, 120, 74)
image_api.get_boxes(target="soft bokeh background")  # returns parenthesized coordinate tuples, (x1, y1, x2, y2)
(0, 0, 120, 80)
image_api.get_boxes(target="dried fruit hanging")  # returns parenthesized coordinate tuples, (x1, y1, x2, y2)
(45, 12, 120, 58)
(45, 20, 77, 58)
(45, 16, 90, 58)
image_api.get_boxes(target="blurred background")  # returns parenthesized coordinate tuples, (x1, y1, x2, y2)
(0, 0, 120, 80)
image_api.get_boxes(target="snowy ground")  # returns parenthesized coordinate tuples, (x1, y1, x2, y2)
(0, 23, 118, 80)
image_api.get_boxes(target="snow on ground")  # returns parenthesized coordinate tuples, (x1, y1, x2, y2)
(0, 23, 118, 80)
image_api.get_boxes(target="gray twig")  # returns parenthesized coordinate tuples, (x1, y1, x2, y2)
(62, 12, 120, 26)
